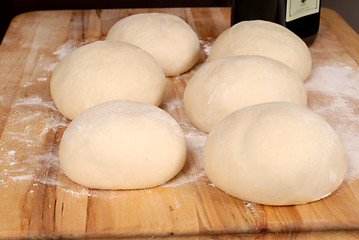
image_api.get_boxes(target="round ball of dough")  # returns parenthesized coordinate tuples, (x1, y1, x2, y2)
(106, 13, 200, 76)
(59, 100, 187, 189)
(209, 20, 312, 81)
(50, 41, 167, 120)
(204, 102, 347, 206)
(183, 55, 307, 133)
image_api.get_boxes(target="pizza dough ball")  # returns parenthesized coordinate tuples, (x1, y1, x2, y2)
(183, 55, 307, 133)
(50, 41, 166, 120)
(106, 13, 200, 76)
(209, 20, 312, 81)
(204, 102, 347, 205)
(59, 100, 187, 189)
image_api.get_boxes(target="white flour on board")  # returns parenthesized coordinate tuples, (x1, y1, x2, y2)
(305, 62, 359, 182)
(53, 40, 78, 60)
(1, 38, 359, 195)
(199, 37, 213, 57)
(160, 95, 207, 187)
(0, 95, 68, 187)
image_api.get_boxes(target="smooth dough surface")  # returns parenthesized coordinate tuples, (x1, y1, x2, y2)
(203, 102, 347, 206)
(59, 100, 187, 189)
(50, 41, 166, 120)
(106, 13, 200, 76)
(183, 55, 307, 133)
(209, 20, 312, 81)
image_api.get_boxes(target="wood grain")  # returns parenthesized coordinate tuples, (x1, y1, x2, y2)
(320, 8, 359, 65)
(0, 7, 359, 239)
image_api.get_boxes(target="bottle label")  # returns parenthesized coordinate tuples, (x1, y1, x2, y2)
(286, 0, 320, 22)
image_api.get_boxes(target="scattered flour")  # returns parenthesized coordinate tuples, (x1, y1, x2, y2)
(0, 94, 68, 186)
(37, 77, 48, 82)
(161, 96, 207, 187)
(53, 40, 78, 60)
(199, 37, 214, 57)
(305, 63, 359, 182)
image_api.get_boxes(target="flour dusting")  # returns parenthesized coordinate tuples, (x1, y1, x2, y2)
(199, 37, 214, 57)
(53, 40, 77, 60)
(161, 95, 207, 187)
(163, 131, 207, 187)
(0, 94, 68, 186)
(305, 63, 359, 182)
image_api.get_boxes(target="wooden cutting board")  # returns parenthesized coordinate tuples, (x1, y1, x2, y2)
(1, 7, 359, 239)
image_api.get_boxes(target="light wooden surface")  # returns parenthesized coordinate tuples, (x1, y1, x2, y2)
(0, 7, 359, 239)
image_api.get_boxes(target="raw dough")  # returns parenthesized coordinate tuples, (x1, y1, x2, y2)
(209, 20, 312, 81)
(203, 102, 347, 205)
(106, 13, 200, 76)
(50, 41, 166, 120)
(183, 55, 307, 133)
(59, 100, 187, 189)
